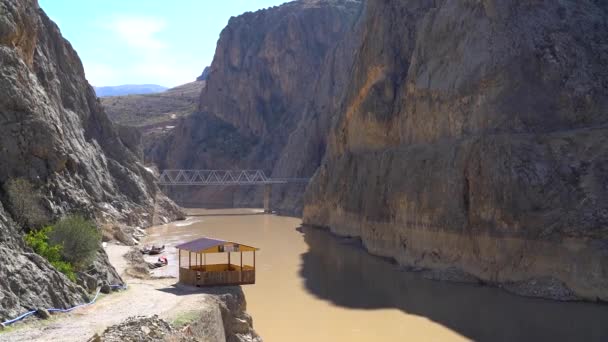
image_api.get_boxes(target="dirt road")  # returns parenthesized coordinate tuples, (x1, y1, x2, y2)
(0, 245, 210, 342)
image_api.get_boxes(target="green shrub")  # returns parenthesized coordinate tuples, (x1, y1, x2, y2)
(50, 260, 76, 281)
(49, 216, 100, 270)
(24, 226, 76, 281)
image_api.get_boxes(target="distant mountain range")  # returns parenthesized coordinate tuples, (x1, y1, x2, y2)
(94, 84, 168, 97)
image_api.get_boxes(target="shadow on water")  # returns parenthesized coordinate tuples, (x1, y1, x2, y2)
(299, 226, 608, 342)
(156, 283, 243, 297)
(187, 212, 266, 217)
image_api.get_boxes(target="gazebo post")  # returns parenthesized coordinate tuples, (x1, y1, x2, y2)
(240, 251, 243, 282)
(178, 249, 181, 268)
(228, 252, 231, 268)
(253, 250, 256, 270)
(189, 251, 191, 269)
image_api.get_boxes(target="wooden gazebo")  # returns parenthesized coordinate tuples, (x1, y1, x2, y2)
(175, 237, 258, 287)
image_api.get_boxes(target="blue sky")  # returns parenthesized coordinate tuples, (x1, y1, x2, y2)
(39, 0, 288, 87)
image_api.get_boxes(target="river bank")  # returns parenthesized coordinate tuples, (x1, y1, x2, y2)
(0, 242, 259, 342)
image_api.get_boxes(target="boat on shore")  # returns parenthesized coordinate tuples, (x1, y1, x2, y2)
(141, 245, 165, 255)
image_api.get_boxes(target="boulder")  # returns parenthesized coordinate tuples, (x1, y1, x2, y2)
(36, 309, 50, 320)
(100, 283, 112, 294)
(77, 272, 99, 293)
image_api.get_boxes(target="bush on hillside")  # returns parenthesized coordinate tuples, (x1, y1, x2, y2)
(49, 215, 101, 270)
(25, 226, 76, 281)
(5, 178, 49, 229)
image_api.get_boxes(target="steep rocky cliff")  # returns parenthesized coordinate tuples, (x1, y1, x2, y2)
(149, 0, 363, 213)
(0, 0, 182, 320)
(196, 66, 210, 81)
(304, 0, 608, 300)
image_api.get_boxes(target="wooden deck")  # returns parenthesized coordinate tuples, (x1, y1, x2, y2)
(179, 263, 256, 286)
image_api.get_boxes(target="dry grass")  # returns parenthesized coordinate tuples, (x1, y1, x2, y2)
(102, 81, 205, 129)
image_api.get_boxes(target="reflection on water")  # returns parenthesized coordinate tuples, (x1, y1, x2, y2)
(300, 226, 608, 342)
(145, 209, 608, 342)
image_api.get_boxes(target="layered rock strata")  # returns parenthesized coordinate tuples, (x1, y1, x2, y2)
(303, 0, 608, 300)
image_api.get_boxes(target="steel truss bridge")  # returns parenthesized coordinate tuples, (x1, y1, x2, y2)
(157, 169, 309, 186)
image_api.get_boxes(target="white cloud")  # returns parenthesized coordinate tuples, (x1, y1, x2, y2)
(84, 62, 118, 86)
(85, 14, 200, 87)
(131, 59, 200, 87)
(106, 15, 166, 50)
(84, 53, 197, 87)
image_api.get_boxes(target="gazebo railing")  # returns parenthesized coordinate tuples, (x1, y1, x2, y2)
(179, 263, 255, 286)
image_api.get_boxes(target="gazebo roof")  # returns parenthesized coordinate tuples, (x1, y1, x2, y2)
(175, 237, 258, 254)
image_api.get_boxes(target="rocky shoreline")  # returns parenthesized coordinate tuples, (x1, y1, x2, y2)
(303, 222, 598, 302)
(89, 286, 262, 342)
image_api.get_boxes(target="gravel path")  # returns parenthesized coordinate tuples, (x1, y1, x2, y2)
(0, 245, 211, 342)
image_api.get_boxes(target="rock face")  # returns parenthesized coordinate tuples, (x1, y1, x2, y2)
(148, 0, 363, 214)
(194, 287, 262, 342)
(303, 0, 608, 300)
(196, 66, 210, 81)
(0, 203, 88, 321)
(0, 0, 182, 320)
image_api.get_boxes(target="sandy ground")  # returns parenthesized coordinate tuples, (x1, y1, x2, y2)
(0, 244, 210, 342)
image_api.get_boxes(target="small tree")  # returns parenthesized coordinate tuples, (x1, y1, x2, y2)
(49, 216, 101, 270)
(25, 226, 76, 281)
(5, 178, 48, 229)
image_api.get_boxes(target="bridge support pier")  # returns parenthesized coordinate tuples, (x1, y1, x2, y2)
(263, 184, 272, 213)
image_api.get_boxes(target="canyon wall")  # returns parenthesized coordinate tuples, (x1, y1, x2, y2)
(303, 0, 608, 300)
(0, 0, 182, 320)
(149, 0, 363, 214)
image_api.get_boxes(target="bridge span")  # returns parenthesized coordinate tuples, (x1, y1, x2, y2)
(157, 170, 309, 212)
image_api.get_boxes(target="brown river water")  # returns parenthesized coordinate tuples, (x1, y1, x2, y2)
(145, 208, 608, 342)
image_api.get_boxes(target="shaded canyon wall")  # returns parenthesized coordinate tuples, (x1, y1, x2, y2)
(303, 0, 608, 300)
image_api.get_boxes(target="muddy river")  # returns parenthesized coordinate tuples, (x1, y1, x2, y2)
(145, 208, 608, 342)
